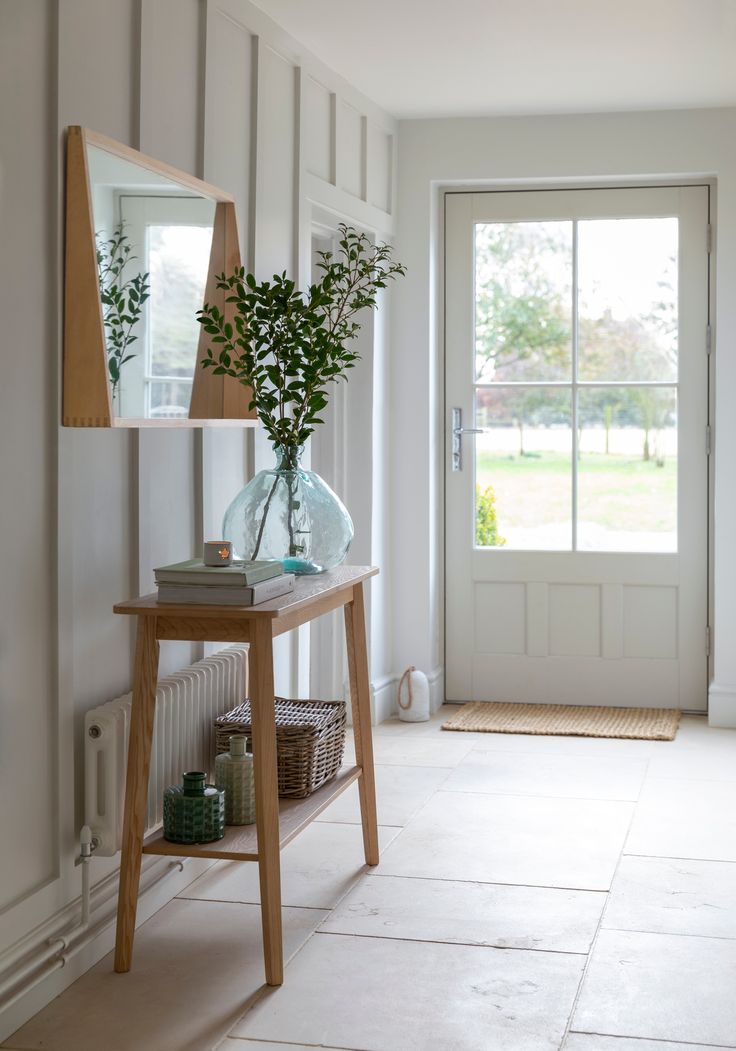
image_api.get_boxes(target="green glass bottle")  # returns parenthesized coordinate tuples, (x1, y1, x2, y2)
(163, 771, 225, 844)
(215, 735, 256, 825)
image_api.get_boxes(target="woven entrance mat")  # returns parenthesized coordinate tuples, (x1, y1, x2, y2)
(442, 701, 681, 741)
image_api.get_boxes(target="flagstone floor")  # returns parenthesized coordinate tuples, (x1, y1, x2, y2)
(5, 707, 736, 1051)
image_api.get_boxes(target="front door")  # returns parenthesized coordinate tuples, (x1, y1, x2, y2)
(445, 186, 709, 710)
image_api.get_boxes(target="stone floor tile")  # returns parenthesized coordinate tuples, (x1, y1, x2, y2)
(231, 932, 584, 1050)
(565, 1035, 721, 1050)
(321, 872, 605, 953)
(626, 778, 736, 862)
(645, 727, 736, 782)
(464, 730, 658, 758)
(316, 763, 452, 826)
(378, 790, 633, 890)
(572, 928, 736, 1047)
(180, 823, 400, 909)
(603, 855, 736, 938)
(371, 733, 477, 768)
(444, 750, 648, 801)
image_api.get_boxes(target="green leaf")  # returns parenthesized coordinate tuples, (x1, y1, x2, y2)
(192, 224, 405, 439)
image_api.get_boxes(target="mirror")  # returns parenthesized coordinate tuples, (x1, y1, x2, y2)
(63, 127, 256, 427)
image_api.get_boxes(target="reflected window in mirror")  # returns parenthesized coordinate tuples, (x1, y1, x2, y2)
(87, 144, 216, 421)
(64, 127, 253, 427)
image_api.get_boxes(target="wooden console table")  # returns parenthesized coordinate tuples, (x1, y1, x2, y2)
(112, 565, 379, 986)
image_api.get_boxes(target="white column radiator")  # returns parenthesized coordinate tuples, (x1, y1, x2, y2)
(84, 645, 248, 856)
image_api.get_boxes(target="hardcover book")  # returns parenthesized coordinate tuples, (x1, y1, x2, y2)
(156, 573, 295, 606)
(154, 558, 283, 587)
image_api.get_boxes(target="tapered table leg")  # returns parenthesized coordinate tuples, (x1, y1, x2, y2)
(250, 619, 283, 986)
(345, 583, 379, 865)
(115, 616, 160, 972)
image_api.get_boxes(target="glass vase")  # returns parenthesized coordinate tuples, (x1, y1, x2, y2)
(215, 735, 256, 825)
(223, 444, 353, 575)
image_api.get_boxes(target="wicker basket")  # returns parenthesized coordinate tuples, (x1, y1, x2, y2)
(215, 697, 346, 799)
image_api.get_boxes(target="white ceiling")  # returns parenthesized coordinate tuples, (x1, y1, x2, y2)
(253, 0, 736, 119)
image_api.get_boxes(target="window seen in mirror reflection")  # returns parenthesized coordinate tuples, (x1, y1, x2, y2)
(146, 224, 211, 418)
(85, 142, 218, 421)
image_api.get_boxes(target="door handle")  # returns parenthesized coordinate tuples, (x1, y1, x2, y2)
(452, 408, 490, 471)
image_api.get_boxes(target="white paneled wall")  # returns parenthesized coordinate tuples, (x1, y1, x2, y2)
(0, 0, 396, 1036)
(256, 43, 298, 279)
(0, 0, 58, 931)
(304, 76, 333, 184)
(339, 102, 365, 200)
(139, 0, 204, 174)
(203, 6, 254, 264)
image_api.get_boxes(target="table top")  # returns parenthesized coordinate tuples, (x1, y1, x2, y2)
(114, 564, 378, 620)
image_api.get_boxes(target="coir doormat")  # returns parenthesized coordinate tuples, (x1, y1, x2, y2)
(442, 701, 681, 741)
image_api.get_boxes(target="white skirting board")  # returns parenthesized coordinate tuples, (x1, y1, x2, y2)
(371, 676, 395, 725)
(427, 667, 444, 713)
(708, 682, 736, 727)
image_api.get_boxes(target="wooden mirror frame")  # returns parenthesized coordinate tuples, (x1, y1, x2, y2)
(63, 126, 256, 427)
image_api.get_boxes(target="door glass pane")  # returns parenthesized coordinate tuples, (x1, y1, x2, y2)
(475, 388, 572, 550)
(578, 218, 678, 382)
(474, 221, 572, 383)
(577, 387, 677, 552)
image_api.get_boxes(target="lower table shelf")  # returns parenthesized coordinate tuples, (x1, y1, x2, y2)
(141, 764, 362, 862)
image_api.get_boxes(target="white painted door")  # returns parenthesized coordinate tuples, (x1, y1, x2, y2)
(445, 187, 709, 710)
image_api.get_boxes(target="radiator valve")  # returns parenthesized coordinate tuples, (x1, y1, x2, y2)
(80, 825, 95, 858)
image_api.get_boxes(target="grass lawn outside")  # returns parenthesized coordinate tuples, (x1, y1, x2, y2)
(476, 449, 677, 550)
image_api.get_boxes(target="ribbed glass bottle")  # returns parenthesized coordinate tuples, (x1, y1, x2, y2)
(215, 736, 256, 825)
(163, 771, 225, 843)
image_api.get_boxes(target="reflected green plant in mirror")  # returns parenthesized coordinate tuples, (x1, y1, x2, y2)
(96, 222, 150, 400)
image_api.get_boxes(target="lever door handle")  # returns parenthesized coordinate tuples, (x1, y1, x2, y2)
(451, 408, 489, 471)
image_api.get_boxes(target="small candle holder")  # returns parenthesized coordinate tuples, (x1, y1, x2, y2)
(203, 540, 233, 567)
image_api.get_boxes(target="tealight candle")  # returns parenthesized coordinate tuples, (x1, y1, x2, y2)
(203, 540, 233, 567)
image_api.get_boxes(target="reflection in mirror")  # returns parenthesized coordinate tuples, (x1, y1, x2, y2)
(64, 127, 253, 427)
(87, 145, 216, 420)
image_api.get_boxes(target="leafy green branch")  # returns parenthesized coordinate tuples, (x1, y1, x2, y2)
(96, 223, 150, 399)
(197, 225, 406, 449)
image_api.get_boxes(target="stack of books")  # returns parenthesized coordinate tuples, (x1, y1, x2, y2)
(154, 559, 294, 606)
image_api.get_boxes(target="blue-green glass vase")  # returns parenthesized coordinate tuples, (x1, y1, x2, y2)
(163, 771, 225, 844)
(223, 444, 353, 575)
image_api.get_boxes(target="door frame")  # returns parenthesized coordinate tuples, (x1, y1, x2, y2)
(440, 178, 715, 711)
